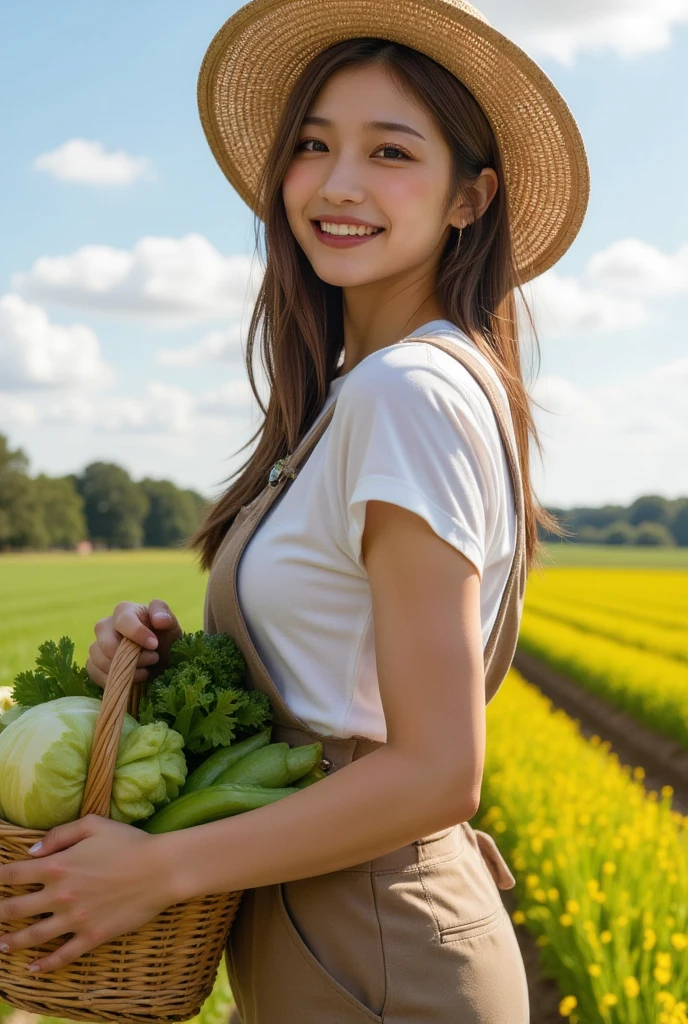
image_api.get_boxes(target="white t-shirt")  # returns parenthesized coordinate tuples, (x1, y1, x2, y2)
(236, 320, 517, 742)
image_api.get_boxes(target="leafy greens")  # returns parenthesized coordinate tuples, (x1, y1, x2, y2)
(138, 630, 272, 754)
(12, 637, 103, 706)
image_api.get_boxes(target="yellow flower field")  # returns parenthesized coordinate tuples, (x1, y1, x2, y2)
(518, 567, 688, 747)
(480, 668, 688, 1023)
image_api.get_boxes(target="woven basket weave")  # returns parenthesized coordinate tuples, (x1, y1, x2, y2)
(0, 636, 242, 1024)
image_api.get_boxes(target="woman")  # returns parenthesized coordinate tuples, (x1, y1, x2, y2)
(0, 1, 588, 1019)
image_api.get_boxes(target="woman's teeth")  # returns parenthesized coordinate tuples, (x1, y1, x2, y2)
(319, 222, 383, 236)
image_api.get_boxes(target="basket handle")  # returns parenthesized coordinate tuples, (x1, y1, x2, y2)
(80, 636, 146, 819)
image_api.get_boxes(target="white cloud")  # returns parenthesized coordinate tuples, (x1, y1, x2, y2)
(0, 293, 115, 390)
(11, 235, 263, 328)
(533, 357, 688, 442)
(0, 376, 256, 437)
(33, 139, 153, 185)
(584, 239, 688, 296)
(530, 355, 688, 503)
(156, 325, 246, 367)
(484, 0, 688, 65)
(40, 382, 196, 434)
(515, 237, 688, 339)
(195, 378, 256, 417)
(519, 270, 649, 338)
(0, 395, 40, 428)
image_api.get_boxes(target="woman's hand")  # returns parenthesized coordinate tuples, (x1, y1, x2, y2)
(0, 815, 179, 973)
(86, 600, 183, 689)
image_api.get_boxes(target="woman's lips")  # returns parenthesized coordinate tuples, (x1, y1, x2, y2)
(311, 221, 385, 248)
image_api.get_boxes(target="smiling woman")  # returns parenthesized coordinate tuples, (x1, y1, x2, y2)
(185, 11, 587, 1017)
(0, 2, 588, 1022)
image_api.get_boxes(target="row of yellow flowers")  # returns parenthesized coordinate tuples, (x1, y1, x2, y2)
(477, 667, 688, 1023)
(518, 608, 688, 749)
(526, 567, 688, 634)
(523, 595, 687, 664)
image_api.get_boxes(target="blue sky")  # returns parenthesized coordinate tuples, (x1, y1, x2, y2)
(1, 1, 686, 506)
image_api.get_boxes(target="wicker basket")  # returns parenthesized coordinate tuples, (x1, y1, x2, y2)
(0, 636, 243, 1024)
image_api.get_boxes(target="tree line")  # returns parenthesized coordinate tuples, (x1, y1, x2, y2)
(0, 434, 210, 551)
(1, 432, 686, 551)
(540, 495, 688, 547)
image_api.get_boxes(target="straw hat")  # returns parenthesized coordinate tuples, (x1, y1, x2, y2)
(197, 0, 590, 284)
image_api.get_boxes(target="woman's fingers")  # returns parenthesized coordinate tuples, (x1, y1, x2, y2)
(85, 654, 152, 689)
(86, 602, 168, 687)
(86, 600, 183, 688)
(112, 602, 161, 651)
(148, 599, 179, 632)
(89, 639, 158, 672)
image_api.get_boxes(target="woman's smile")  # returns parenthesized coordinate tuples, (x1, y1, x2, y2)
(311, 219, 386, 248)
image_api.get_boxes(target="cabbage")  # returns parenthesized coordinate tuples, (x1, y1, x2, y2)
(0, 696, 187, 829)
(0, 704, 28, 733)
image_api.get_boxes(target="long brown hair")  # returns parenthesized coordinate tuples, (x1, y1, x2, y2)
(188, 37, 566, 573)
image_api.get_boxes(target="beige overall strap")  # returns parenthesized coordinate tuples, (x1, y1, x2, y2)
(398, 334, 527, 704)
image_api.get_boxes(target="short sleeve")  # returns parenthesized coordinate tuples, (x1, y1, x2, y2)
(321, 344, 505, 579)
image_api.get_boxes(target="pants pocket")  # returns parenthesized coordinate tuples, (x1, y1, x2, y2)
(277, 876, 385, 1022)
(225, 877, 384, 1023)
(417, 825, 506, 943)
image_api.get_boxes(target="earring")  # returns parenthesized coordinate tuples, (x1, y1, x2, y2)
(454, 225, 464, 257)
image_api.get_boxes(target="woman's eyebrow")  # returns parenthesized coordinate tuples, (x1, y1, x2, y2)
(301, 115, 426, 141)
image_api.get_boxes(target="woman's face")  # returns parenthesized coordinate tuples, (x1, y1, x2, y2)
(282, 63, 467, 290)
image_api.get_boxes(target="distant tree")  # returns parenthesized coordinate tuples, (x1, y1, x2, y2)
(0, 435, 47, 549)
(576, 525, 604, 544)
(75, 462, 149, 548)
(635, 522, 675, 546)
(139, 478, 204, 547)
(185, 488, 212, 519)
(600, 521, 637, 545)
(540, 504, 628, 542)
(627, 495, 671, 528)
(33, 474, 87, 548)
(671, 501, 688, 547)
(573, 505, 628, 530)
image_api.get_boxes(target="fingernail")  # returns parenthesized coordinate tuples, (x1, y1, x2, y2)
(28, 963, 41, 973)
(28, 841, 43, 854)
(146, 637, 158, 648)
(156, 611, 172, 620)
(0, 942, 10, 953)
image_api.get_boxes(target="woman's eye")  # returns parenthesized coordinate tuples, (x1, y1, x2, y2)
(295, 139, 410, 160)
(296, 138, 327, 153)
(376, 145, 410, 160)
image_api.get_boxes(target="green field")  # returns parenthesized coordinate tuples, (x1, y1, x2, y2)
(538, 541, 688, 568)
(0, 550, 208, 688)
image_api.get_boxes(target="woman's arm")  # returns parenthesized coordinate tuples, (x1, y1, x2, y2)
(163, 499, 486, 901)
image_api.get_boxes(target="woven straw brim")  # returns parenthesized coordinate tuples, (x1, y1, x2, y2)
(198, 0, 590, 285)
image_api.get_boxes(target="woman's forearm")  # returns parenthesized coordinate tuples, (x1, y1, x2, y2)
(160, 745, 477, 902)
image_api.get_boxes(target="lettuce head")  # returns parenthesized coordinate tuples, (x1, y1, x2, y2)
(0, 696, 187, 829)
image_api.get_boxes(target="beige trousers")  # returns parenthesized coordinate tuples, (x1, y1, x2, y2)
(224, 822, 529, 1023)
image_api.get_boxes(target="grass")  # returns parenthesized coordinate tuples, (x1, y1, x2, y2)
(0, 549, 207, 688)
(539, 543, 688, 569)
